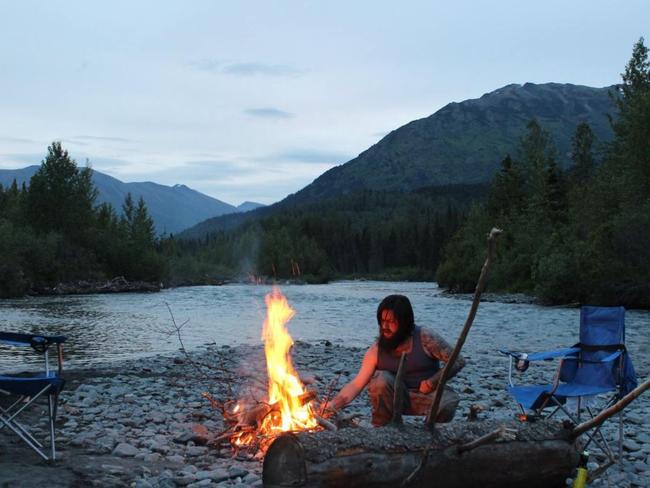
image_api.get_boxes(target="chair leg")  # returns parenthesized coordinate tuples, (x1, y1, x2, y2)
(618, 410, 623, 464)
(0, 415, 49, 461)
(551, 400, 613, 461)
(0, 407, 44, 448)
(48, 393, 56, 461)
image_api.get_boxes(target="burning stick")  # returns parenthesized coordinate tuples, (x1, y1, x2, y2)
(319, 374, 341, 417)
(425, 227, 502, 428)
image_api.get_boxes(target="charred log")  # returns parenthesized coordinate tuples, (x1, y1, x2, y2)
(262, 419, 579, 488)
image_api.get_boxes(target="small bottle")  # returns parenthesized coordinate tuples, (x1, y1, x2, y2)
(572, 451, 589, 488)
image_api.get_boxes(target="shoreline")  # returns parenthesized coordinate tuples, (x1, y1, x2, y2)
(11, 277, 649, 311)
(1, 341, 648, 487)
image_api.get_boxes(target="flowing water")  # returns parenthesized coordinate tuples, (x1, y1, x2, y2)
(1, 281, 648, 371)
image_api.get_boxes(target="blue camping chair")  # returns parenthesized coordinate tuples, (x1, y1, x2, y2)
(500, 306, 637, 464)
(0, 331, 66, 462)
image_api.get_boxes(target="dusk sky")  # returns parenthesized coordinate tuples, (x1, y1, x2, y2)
(1, 1, 648, 205)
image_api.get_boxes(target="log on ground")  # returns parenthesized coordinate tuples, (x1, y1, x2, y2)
(262, 419, 579, 488)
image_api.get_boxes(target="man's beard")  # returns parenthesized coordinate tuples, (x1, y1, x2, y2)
(378, 327, 411, 352)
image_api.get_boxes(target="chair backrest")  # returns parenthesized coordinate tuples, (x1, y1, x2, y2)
(579, 306, 625, 346)
(560, 306, 635, 393)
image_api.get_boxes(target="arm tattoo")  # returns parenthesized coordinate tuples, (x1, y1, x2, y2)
(421, 328, 454, 361)
(421, 328, 466, 382)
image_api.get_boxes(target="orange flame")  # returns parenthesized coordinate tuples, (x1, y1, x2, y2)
(231, 287, 318, 449)
(259, 287, 318, 435)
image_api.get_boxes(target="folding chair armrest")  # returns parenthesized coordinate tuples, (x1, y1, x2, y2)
(499, 347, 580, 361)
(0, 332, 67, 351)
(527, 347, 581, 361)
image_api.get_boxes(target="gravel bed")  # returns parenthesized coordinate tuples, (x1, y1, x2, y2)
(1, 338, 648, 487)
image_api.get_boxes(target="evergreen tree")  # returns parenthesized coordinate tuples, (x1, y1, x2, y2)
(487, 154, 524, 217)
(132, 196, 156, 248)
(25, 142, 97, 244)
(570, 122, 595, 182)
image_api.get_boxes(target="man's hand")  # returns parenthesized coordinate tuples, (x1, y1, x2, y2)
(319, 401, 339, 419)
(419, 378, 435, 394)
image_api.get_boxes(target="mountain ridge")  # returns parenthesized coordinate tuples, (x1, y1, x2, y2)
(285, 82, 617, 204)
(0, 165, 264, 235)
(178, 82, 618, 239)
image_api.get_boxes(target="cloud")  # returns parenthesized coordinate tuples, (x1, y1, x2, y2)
(0, 136, 41, 144)
(0, 153, 45, 168)
(261, 148, 351, 164)
(223, 62, 301, 77)
(244, 107, 294, 119)
(191, 59, 302, 77)
(71, 135, 136, 143)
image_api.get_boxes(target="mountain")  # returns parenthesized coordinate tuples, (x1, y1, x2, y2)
(237, 201, 265, 212)
(178, 82, 619, 240)
(0, 166, 261, 235)
(286, 82, 617, 204)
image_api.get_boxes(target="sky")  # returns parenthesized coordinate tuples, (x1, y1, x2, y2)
(1, 1, 648, 206)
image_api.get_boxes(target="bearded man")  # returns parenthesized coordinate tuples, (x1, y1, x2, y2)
(329, 294, 464, 426)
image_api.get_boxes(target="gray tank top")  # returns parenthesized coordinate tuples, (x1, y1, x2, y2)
(377, 326, 440, 389)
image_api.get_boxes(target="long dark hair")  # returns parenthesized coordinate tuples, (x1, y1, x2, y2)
(376, 295, 415, 351)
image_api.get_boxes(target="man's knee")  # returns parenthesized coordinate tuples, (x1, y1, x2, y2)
(368, 370, 395, 396)
(437, 388, 460, 423)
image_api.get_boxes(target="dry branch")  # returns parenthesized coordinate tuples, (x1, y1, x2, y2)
(572, 378, 650, 437)
(426, 227, 502, 428)
(456, 425, 516, 454)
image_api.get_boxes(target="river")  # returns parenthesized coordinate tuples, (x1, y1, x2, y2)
(1, 281, 648, 371)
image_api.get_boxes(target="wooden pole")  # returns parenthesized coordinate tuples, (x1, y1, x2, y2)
(425, 227, 502, 428)
(391, 352, 408, 427)
(572, 379, 650, 438)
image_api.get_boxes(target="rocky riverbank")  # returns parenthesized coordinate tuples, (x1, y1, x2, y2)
(1, 340, 648, 487)
(29, 276, 161, 296)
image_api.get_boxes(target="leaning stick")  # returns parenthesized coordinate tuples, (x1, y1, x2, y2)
(572, 379, 650, 438)
(425, 227, 502, 428)
(315, 415, 338, 432)
(456, 425, 516, 454)
(390, 353, 408, 426)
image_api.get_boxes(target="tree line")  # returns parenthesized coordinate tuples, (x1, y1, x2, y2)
(436, 38, 650, 308)
(0, 142, 165, 297)
(163, 185, 486, 284)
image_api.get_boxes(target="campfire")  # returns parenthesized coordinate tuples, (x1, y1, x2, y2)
(218, 288, 324, 453)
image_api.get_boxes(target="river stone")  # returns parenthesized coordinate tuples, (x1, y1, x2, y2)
(113, 442, 139, 457)
(185, 446, 207, 457)
(625, 440, 642, 452)
(228, 466, 248, 478)
(172, 474, 196, 486)
(186, 480, 212, 487)
(167, 454, 185, 463)
(134, 479, 155, 488)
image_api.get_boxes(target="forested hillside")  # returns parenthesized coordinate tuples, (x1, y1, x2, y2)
(285, 83, 616, 204)
(164, 184, 488, 284)
(180, 82, 616, 240)
(437, 39, 650, 308)
(0, 143, 165, 297)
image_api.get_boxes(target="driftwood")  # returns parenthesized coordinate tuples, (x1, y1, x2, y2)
(262, 419, 579, 488)
(426, 228, 502, 428)
(572, 378, 650, 437)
